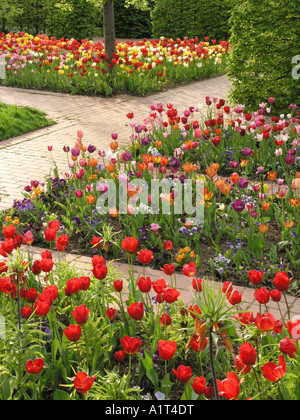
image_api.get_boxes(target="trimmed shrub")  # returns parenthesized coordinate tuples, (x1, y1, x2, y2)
(151, 0, 232, 41)
(227, 0, 300, 112)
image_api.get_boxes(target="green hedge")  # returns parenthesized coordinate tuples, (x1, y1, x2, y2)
(151, 0, 232, 41)
(227, 0, 300, 112)
(114, 0, 154, 39)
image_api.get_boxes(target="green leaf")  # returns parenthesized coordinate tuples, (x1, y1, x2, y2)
(53, 389, 72, 400)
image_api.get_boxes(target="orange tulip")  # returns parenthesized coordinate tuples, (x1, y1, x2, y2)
(160, 157, 169, 167)
(259, 224, 269, 234)
(86, 195, 97, 205)
(155, 140, 162, 148)
(262, 201, 271, 211)
(230, 173, 240, 184)
(204, 187, 213, 201)
(240, 159, 249, 168)
(110, 141, 119, 151)
(88, 158, 98, 168)
(137, 162, 147, 172)
(295, 172, 300, 179)
(106, 163, 115, 173)
(267, 172, 277, 181)
(205, 163, 219, 178)
(284, 221, 294, 228)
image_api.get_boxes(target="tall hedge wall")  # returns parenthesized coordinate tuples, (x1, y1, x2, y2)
(227, 0, 300, 112)
(151, 0, 233, 41)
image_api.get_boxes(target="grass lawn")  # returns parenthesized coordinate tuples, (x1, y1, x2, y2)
(0, 102, 55, 141)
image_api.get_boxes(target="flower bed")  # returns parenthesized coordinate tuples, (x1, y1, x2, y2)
(0, 224, 299, 401)
(0, 33, 229, 96)
(4, 97, 300, 293)
(0, 95, 300, 400)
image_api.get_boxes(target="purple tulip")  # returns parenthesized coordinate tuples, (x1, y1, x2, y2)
(232, 199, 246, 212)
(242, 147, 252, 157)
(87, 145, 96, 153)
(71, 147, 80, 157)
(121, 151, 132, 162)
(238, 177, 249, 189)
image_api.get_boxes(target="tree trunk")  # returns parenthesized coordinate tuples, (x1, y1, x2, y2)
(103, 0, 116, 68)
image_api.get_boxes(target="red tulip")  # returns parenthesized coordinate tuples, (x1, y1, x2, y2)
(64, 324, 81, 342)
(217, 372, 242, 400)
(92, 264, 107, 280)
(152, 278, 167, 294)
(248, 270, 264, 286)
(91, 236, 102, 249)
(239, 342, 256, 366)
(40, 258, 54, 273)
(222, 281, 233, 295)
(137, 249, 153, 265)
(137, 277, 151, 293)
(44, 227, 56, 242)
(56, 234, 69, 252)
(122, 237, 139, 254)
(228, 290, 243, 305)
(162, 288, 180, 303)
(163, 240, 173, 251)
(120, 336, 142, 355)
(26, 358, 44, 374)
(234, 355, 251, 375)
(74, 372, 95, 394)
(160, 313, 172, 326)
(235, 312, 253, 326)
(3, 224, 16, 238)
(287, 318, 300, 340)
(172, 365, 192, 384)
(261, 355, 286, 382)
(161, 264, 175, 276)
(73, 305, 90, 325)
(191, 376, 206, 395)
(25, 288, 38, 303)
(254, 312, 276, 332)
(0, 261, 8, 274)
(272, 271, 293, 292)
(48, 219, 60, 231)
(22, 231, 34, 245)
(182, 262, 197, 277)
(115, 351, 126, 363)
(106, 308, 116, 320)
(158, 340, 177, 360)
(31, 260, 42, 275)
(254, 287, 270, 304)
(113, 280, 123, 292)
(127, 302, 144, 321)
(279, 336, 297, 359)
(21, 305, 33, 319)
(192, 278, 203, 292)
(1, 238, 15, 255)
(270, 289, 282, 302)
(34, 299, 50, 317)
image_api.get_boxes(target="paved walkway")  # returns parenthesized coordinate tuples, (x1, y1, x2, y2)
(0, 75, 230, 209)
(27, 244, 300, 322)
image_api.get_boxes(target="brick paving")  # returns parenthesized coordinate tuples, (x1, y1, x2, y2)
(0, 75, 299, 320)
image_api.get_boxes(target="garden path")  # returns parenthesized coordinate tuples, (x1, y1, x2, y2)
(0, 75, 230, 210)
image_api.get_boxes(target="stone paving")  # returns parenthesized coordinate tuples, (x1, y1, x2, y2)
(0, 74, 299, 321)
